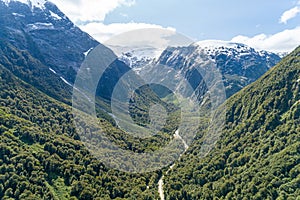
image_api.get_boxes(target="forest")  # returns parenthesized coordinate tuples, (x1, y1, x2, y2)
(0, 31, 299, 200)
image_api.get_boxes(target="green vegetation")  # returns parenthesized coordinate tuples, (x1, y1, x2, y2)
(0, 40, 72, 104)
(0, 29, 299, 199)
(163, 46, 300, 199)
(0, 64, 161, 199)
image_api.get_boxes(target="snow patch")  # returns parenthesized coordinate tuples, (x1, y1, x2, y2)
(49, 10, 62, 20)
(112, 45, 163, 68)
(83, 48, 93, 57)
(191, 39, 279, 62)
(12, 12, 25, 17)
(60, 76, 93, 103)
(49, 68, 57, 74)
(194, 40, 245, 49)
(239, 52, 251, 57)
(29, 0, 46, 9)
(60, 76, 71, 86)
(122, 47, 162, 61)
(27, 22, 54, 31)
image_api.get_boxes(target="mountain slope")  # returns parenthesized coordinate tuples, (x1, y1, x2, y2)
(0, 58, 164, 199)
(0, 39, 73, 103)
(0, 0, 99, 83)
(0, 42, 297, 199)
(0, 1, 298, 200)
(158, 40, 281, 98)
(0, 0, 102, 105)
(162, 46, 300, 199)
(0, 0, 137, 120)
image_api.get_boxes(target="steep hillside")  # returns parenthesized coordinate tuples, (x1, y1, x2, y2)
(158, 41, 281, 98)
(0, 28, 178, 199)
(0, 0, 99, 83)
(0, 61, 164, 199)
(0, 40, 73, 104)
(0, 1, 298, 200)
(0, 0, 166, 117)
(0, 0, 99, 105)
(0, 0, 157, 127)
(162, 46, 300, 199)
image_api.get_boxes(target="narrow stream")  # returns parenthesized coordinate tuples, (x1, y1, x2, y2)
(158, 130, 189, 200)
(158, 176, 165, 200)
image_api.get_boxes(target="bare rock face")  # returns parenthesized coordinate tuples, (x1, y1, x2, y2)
(0, 0, 99, 83)
(157, 40, 281, 98)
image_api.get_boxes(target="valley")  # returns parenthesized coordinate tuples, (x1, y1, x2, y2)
(0, 0, 299, 199)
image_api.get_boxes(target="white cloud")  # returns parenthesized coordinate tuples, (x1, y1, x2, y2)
(50, 0, 135, 22)
(231, 26, 300, 53)
(49, 0, 175, 43)
(79, 22, 176, 42)
(279, 6, 300, 24)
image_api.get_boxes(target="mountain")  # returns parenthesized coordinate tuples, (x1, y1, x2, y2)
(119, 46, 160, 70)
(0, 0, 99, 82)
(0, 0, 282, 104)
(115, 40, 281, 100)
(0, 0, 102, 105)
(0, 0, 134, 112)
(0, 0, 176, 117)
(0, 40, 298, 199)
(104, 28, 194, 75)
(157, 40, 281, 98)
(0, 39, 74, 104)
(161, 46, 300, 199)
(0, 2, 177, 198)
(1, 1, 298, 199)
(0, 60, 166, 199)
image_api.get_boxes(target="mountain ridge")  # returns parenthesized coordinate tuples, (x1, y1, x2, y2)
(0, 0, 99, 83)
(157, 41, 281, 98)
(162, 45, 300, 199)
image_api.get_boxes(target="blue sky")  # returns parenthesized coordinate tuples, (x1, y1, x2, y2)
(51, 0, 300, 52)
(104, 0, 297, 40)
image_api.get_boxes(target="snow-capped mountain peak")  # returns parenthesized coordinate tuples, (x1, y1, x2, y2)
(193, 40, 252, 54)
(116, 46, 163, 68)
(158, 40, 281, 97)
(0, 0, 99, 84)
(191, 39, 279, 60)
(2, 0, 47, 9)
(194, 40, 243, 49)
(104, 28, 194, 69)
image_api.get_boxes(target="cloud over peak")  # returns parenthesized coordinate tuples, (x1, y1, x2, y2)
(231, 26, 300, 53)
(279, 4, 300, 24)
(79, 22, 176, 42)
(50, 0, 136, 23)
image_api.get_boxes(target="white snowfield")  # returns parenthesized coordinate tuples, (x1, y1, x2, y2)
(193, 40, 274, 60)
(118, 39, 280, 73)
